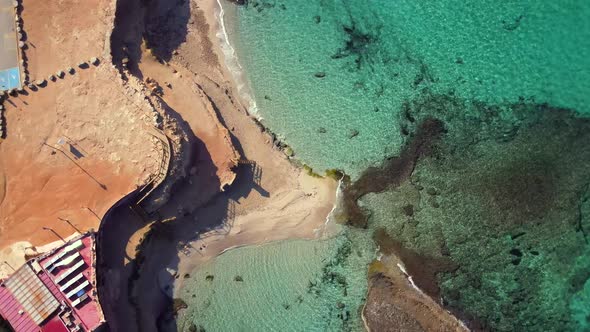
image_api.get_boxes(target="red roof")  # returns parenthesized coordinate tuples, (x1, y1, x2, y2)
(0, 234, 104, 332)
(0, 280, 39, 332)
(41, 316, 69, 332)
(38, 235, 102, 331)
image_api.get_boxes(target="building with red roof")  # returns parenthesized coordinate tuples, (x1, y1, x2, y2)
(0, 233, 106, 331)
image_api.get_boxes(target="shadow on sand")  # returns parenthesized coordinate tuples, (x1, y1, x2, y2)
(97, 94, 268, 332)
(99, 2, 272, 329)
(110, 0, 189, 78)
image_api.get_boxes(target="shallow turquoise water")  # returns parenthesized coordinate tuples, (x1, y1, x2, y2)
(179, 1, 590, 331)
(230, 0, 590, 177)
(178, 233, 375, 331)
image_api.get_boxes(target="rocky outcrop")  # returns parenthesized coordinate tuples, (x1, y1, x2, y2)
(363, 259, 468, 332)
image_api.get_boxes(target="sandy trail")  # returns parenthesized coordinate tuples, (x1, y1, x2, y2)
(138, 51, 238, 190)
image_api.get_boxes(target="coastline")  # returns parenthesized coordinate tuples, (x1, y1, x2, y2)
(0, 0, 584, 331)
(207, 3, 473, 331)
(213, 0, 259, 116)
(177, 3, 468, 331)
(106, 1, 345, 330)
(169, 0, 342, 283)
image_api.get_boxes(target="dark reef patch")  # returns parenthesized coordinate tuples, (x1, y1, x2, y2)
(244, 0, 281, 13)
(476, 153, 557, 225)
(373, 228, 458, 298)
(343, 89, 590, 331)
(502, 14, 524, 31)
(342, 117, 446, 229)
(330, 4, 384, 72)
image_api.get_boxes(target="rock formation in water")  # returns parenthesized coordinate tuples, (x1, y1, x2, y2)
(344, 89, 590, 331)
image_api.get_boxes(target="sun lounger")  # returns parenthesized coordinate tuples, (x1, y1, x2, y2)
(43, 239, 84, 270)
(59, 273, 85, 292)
(56, 260, 85, 284)
(54, 252, 81, 269)
(66, 280, 89, 299)
(71, 293, 88, 308)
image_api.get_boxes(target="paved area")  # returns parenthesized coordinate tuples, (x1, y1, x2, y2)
(0, 0, 20, 90)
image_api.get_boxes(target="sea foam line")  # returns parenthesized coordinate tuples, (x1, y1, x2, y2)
(396, 263, 470, 330)
(215, 1, 344, 241)
(324, 176, 343, 226)
(215, 0, 259, 117)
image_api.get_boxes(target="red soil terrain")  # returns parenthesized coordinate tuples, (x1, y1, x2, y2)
(20, 0, 113, 80)
(0, 65, 160, 248)
(0, 0, 239, 282)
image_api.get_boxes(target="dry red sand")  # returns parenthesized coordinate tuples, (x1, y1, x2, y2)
(0, 66, 159, 248)
(21, 0, 112, 80)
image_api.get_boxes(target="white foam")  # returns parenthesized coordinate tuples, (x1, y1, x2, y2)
(396, 263, 425, 294)
(215, 0, 259, 117)
(396, 262, 408, 275)
(396, 263, 470, 329)
(324, 176, 344, 227)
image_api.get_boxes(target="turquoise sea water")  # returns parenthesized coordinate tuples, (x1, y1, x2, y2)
(178, 233, 374, 331)
(179, 1, 590, 331)
(229, 0, 590, 177)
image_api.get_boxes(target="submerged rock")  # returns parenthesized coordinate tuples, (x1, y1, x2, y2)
(401, 204, 414, 217)
(348, 129, 359, 139)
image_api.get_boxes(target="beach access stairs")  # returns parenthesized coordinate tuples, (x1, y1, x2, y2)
(136, 130, 171, 207)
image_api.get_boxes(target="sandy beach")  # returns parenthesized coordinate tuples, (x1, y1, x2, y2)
(0, 0, 585, 331)
(96, 1, 340, 331)
(0, 0, 469, 331)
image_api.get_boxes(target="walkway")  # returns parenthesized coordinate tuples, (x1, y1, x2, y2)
(0, 0, 20, 90)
